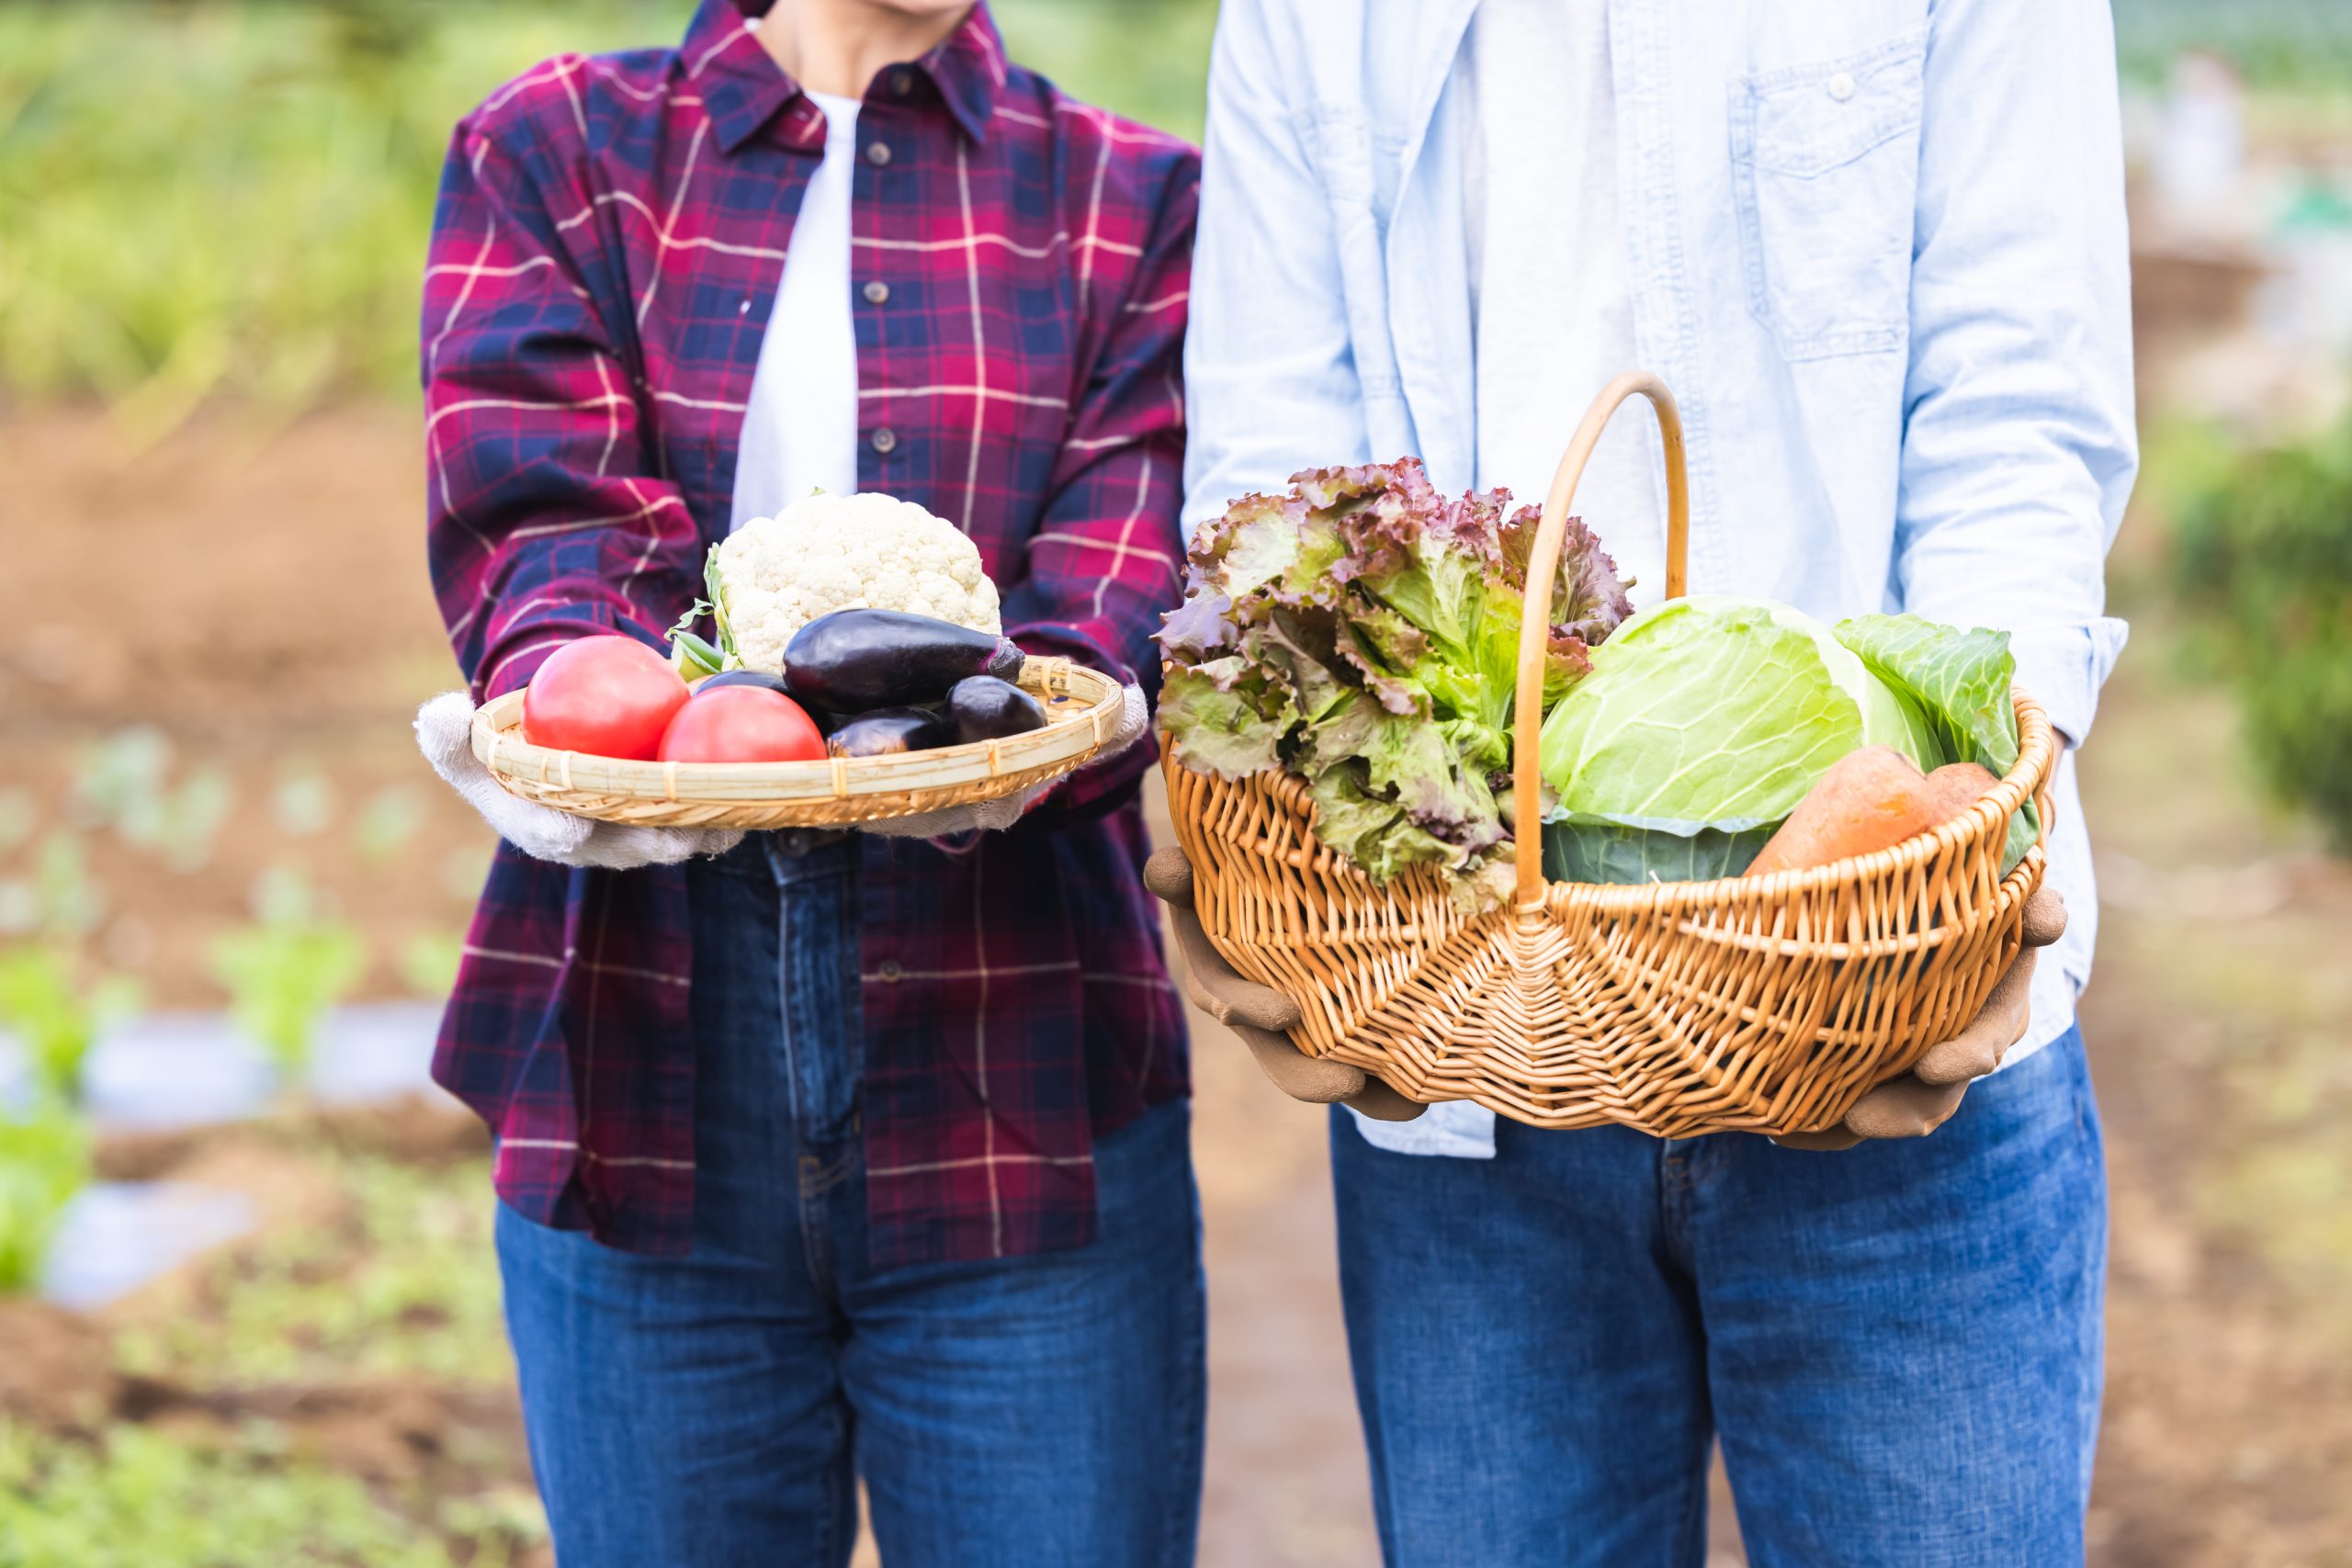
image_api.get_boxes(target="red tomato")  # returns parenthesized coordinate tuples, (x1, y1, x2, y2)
(658, 685, 827, 764)
(521, 636, 689, 761)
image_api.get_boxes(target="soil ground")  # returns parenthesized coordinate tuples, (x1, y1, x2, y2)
(4, 412, 2349, 1564)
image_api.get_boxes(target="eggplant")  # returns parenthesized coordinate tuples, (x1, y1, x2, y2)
(696, 669, 796, 697)
(826, 706, 950, 758)
(946, 676, 1048, 745)
(784, 610, 1023, 713)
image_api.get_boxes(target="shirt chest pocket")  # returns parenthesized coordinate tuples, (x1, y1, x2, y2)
(1728, 31, 1926, 360)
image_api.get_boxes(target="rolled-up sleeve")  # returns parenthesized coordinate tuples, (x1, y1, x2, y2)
(1894, 0, 2137, 747)
(2006, 621, 2131, 751)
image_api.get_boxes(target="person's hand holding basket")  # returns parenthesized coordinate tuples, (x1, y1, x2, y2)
(1149, 374, 2064, 1145)
(1150, 841, 2067, 1144)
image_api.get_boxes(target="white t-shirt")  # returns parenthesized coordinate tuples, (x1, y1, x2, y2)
(1458, 0, 1666, 608)
(731, 87, 864, 529)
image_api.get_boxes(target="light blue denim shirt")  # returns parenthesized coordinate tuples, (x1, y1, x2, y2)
(1182, 0, 2136, 1157)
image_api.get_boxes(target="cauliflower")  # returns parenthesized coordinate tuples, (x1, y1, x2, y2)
(702, 491, 1002, 675)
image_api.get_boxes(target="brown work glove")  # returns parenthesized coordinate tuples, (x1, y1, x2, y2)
(1144, 846, 1427, 1121)
(1773, 885, 2068, 1150)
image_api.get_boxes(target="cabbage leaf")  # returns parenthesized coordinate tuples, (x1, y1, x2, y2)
(1836, 613, 2037, 870)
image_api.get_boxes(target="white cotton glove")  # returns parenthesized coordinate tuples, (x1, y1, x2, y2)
(415, 692, 745, 870)
(862, 682, 1150, 839)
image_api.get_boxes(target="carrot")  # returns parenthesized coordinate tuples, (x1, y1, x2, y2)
(1745, 750, 1998, 877)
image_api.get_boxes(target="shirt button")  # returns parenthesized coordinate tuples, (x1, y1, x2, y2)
(865, 141, 893, 166)
(1827, 72, 1858, 101)
(889, 70, 914, 96)
(870, 427, 898, 454)
(876, 960, 903, 982)
(863, 279, 891, 305)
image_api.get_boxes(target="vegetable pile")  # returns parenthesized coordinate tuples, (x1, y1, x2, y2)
(1159, 461, 2032, 906)
(669, 491, 1001, 680)
(1536, 597, 2033, 884)
(519, 496, 1048, 766)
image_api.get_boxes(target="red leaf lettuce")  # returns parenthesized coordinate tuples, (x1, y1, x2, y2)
(1157, 458, 1633, 909)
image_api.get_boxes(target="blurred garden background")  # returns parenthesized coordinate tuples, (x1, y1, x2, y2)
(3, 1, 2350, 1562)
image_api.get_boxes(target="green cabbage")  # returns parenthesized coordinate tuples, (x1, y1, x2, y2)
(1537, 596, 2027, 884)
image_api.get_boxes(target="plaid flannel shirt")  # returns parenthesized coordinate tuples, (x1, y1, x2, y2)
(424, 0, 1193, 1268)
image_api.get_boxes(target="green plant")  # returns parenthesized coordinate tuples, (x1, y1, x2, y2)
(68, 728, 173, 830)
(0, 1, 1215, 431)
(209, 874, 367, 1082)
(0, 1101, 91, 1295)
(270, 770, 335, 839)
(2171, 425, 2352, 851)
(27, 834, 104, 942)
(2114, 0, 2352, 90)
(116, 1151, 511, 1390)
(145, 768, 235, 874)
(0, 946, 141, 1103)
(67, 730, 235, 873)
(0, 1420, 522, 1568)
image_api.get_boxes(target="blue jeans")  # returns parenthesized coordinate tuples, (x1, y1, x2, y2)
(496, 837, 1205, 1568)
(1330, 1030, 2106, 1567)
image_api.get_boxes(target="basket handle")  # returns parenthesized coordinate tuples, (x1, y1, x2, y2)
(1510, 371, 1690, 908)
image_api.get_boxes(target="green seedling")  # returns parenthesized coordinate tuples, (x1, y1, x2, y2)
(153, 766, 234, 874)
(118, 1149, 511, 1391)
(271, 770, 336, 838)
(0, 945, 142, 1103)
(0, 1099, 91, 1295)
(32, 832, 105, 941)
(211, 872, 367, 1083)
(59, 727, 233, 871)
(69, 727, 172, 833)
(0, 1419, 483, 1567)
(211, 924, 367, 1085)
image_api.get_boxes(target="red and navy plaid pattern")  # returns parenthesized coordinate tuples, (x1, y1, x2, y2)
(424, 0, 1193, 1268)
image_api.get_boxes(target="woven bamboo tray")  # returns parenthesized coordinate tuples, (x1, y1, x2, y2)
(474, 656, 1125, 829)
(1164, 372, 2058, 1138)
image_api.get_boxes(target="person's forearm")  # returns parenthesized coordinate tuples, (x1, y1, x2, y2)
(1894, 0, 2135, 745)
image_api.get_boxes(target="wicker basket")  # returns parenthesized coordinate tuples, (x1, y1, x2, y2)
(1163, 373, 2058, 1138)
(475, 656, 1126, 830)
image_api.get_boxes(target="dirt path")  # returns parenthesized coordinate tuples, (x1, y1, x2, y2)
(7, 413, 2349, 1564)
(2073, 619, 2352, 1566)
